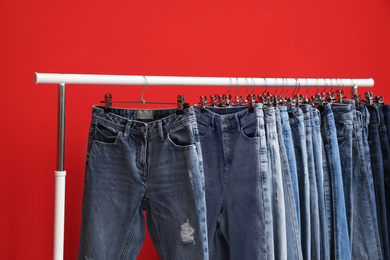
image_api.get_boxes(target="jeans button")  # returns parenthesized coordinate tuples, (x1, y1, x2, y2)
(223, 118, 230, 125)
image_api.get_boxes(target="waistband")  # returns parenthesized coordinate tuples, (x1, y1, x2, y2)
(194, 104, 263, 131)
(331, 103, 353, 121)
(289, 107, 304, 125)
(300, 105, 313, 120)
(320, 104, 335, 123)
(91, 105, 196, 137)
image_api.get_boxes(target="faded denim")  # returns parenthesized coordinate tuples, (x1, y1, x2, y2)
(79, 106, 209, 260)
(280, 106, 301, 231)
(276, 108, 303, 260)
(194, 105, 268, 260)
(320, 104, 351, 260)
(301, 105, 321, 260)
(264, 107, 287, 260)
(289, 108, 311, 260)
(343, 100, 382, 259)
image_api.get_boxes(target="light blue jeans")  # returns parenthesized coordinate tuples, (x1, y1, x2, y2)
(289, 107, 311, 260)
(320, 104, 351, 260)
(264, 107, 287, 260)
(276, 108, 303, 260)
(79, 106, 209, 260)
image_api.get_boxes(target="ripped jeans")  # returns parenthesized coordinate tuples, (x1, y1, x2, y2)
(78, 106, 209, 260)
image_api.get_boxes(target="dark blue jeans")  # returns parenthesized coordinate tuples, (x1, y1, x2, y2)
(368, 104, 390, 260)
(194, 104, 268, 260)
(79, 106, 209, 260)
(320, 104, 351, 260)
(382, 104, 390, 245)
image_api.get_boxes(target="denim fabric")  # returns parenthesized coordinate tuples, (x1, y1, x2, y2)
(289, 108, 311, 260)
(264, 107, 287, 260)
(360, 105, 374, 189)
(301, 105, 321, 260)
(343, 100, 383, 259)
(79, 106, 209, 260)
(276, 108, 303, 260)
(194, 105, 268, 260)
(331, 103, 353, 249)
(320, 104, 351, 260)
(312, 108, 329, 260)
(368, 104, 389, 260)
(382, 104, 390, 241)
(280, 106, 301, 230)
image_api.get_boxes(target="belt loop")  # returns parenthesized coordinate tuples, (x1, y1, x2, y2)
(123, 121, 131, 140)
(158, 120, 164, 140)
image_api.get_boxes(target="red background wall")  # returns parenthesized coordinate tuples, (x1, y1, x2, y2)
(1, 0, 390, 259)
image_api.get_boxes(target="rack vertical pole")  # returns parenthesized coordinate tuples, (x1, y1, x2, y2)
(54, 83, 66, 260)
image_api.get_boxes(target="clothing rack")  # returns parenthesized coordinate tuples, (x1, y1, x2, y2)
(34, 72, 374, 260)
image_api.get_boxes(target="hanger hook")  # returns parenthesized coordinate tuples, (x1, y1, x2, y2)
(336, 78, 340, 92)
(140, 75, 148, 104)
(227, 77, 233, 96)
(250, 78, 256, 95)
(321, 78, 327, 95)
(278, 78, 285, 97)
(305, 78, 310, 99)
(330, 78, 335, 93)
(244, 78, 250, 99)
(273, 78, 279, 96)
(283, 78, 289, 99)
(235, 77, 240, 101)
(262, 78, 268, 95)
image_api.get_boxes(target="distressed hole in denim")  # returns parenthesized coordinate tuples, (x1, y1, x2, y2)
(181, 219, 195, 245)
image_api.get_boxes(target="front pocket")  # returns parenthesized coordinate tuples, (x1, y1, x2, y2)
(92, 123, 122, 146)
(241, 119, 260, 139)
(166, 124, 197, 151)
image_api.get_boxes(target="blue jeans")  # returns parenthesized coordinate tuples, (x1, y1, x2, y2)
(289, 107, 311, 260)
(312, 108, 329, 260)
(79, 106, 209, 260)
(368, 104, 389, 259)
(194, 105, 268, 260)
(331, 103, 353, 249)
(301, 105, 321, 260)
(276, 108, 303, 260)
(343, 100, 383, 259)
(382, 104, 390, 243)
(280, 106, 301, 231)
(320, 104, 351, 260)
(264, 107, 287, 260)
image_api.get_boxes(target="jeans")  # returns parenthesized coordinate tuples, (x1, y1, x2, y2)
(382, 104, 390, 243)
(301, 105, 321, 260)
(343, 101, 383, 259)
(79, 106, 209, 260)
(276, 108, 303, 260)
(368, 104, 389, 259)
(194, 105, 268, 260)
(289, 107, 311, 260)
(264, 107, 287, 260)
(320, 104, 351, 260)
(331, 103, 353, 250)
(312, 108, 329, 260)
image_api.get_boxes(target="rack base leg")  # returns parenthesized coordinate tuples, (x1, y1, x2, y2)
(54, 170, 66, 260)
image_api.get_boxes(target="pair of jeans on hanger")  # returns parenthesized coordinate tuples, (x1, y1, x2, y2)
(78, 106, 209, 260)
